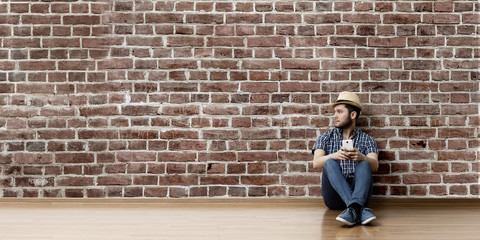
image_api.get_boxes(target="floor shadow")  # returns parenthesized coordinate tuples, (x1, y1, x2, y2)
(321, 208, 381, 240)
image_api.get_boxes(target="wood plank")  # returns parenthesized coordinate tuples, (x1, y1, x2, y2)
(0, 198, 479, 240)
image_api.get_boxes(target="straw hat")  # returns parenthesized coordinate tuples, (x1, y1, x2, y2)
(331, 91, 363, 111)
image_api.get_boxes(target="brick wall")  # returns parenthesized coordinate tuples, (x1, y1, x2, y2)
(0, 0, 478, 198)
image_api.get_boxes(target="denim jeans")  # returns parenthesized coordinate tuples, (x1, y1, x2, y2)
(321, 159, 373, 210)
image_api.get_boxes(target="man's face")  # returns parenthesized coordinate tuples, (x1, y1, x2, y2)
(333, 104, 353, 129)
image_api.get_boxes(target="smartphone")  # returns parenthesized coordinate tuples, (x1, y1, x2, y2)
(342, 140, 353, 150)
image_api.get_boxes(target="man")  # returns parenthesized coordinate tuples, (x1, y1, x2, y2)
(312, 91, 379, 226)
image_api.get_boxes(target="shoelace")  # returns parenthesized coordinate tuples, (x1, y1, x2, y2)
(363, 208, 374, 212)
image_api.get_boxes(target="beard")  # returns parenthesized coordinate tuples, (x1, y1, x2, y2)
(335, 117, 353, 129)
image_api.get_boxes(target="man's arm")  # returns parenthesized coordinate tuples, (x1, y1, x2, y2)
(312, 148, 349, 170)
(345, 149, 379, 172)
(313, 148, 379, 172)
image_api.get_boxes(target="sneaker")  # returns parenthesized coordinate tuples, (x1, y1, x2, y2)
(360, 208, 376, 225)
(336, 207, 358, 226)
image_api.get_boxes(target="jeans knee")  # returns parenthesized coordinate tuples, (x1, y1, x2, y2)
(323, 158, 336, 170)
(358, 160, 371, 170)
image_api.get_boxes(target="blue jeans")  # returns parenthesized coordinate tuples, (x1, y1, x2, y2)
(321, 159, 373, 210)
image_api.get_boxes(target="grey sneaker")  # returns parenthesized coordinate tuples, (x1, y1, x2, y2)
(360, 208, 376, 225)
(336, 207, 358, 226)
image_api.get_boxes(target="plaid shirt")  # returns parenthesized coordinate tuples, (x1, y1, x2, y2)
(312, 128, 378, 179)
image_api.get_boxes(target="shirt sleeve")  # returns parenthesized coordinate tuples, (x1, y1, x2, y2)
(311, 131, 329, 155)
(363, 135, 379, 155)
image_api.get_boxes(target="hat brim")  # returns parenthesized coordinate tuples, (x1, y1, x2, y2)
(331, 101, 363, 111)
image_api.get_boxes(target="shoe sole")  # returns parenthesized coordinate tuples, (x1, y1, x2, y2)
(361, 216, 376, 225)
(336, 216, 356, 226)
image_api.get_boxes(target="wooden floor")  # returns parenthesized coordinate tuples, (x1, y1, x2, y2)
(1, 198, 479, 240)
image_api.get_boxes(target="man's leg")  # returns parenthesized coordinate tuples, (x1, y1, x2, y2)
(321, 165, 346, 210)
(351, 160, 372, 207)
(322, 159, 354, 206)
(351, 160, 376, 225)
(322, 159, 360, 225)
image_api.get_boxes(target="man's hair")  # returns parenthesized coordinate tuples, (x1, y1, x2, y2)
(345, 104, 361, 120)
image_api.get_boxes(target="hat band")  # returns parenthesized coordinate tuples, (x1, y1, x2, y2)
(336, 100, 356, 104)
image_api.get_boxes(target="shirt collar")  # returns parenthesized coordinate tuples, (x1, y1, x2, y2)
(334, 127, 361, 140)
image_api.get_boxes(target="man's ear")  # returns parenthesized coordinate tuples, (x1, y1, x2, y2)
(350, 110, 357, 120)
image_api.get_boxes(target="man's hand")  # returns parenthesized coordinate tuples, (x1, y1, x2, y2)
(343, 148, 365, 161)
(331, 148, 350, 161)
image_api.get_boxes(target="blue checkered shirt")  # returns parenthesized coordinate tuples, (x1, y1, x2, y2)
(312, 128, 378, 179)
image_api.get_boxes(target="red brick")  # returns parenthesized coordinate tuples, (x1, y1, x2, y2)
(403, 174, 441, 184)
(159, 175, 198, 186)
(451, 162, 469, 172)
(343, 13, 381, 23)
(278, 152, 313, 162)
(442, 105, 477, 115)
(384, 14, 421, 24)
(199, 82, 238, 92)
(374, 176, 401, 184)
(264, 13, 301, 23)
(362, 82, 399, 92)
(399, 151, 435, 160)
(282, 175, 320, 185)
(117, 152, 156, 162)
(438, 128, 474, 138)
(423, 14, 460, 24)
(268, 186, 287, 197)
(226, 163, 245, 174)
(241, 106, 279, 116)
(281, 59, 320, 69)
(202, 130, 239, 140)
(98, 175, 132, 186)
(160, 130, 198, 139)
(160, 105, 199, 116)
(443, 174, 477, 183)
(157, 152, 196, 162)
(247, 37, 286, 47)
(225, 13, 261, 23)
(238, 152, 277, 162)
(57, 177, 94, 186)
(438, 151, 476, 161)
(369, 37, 406, 47)
(199, 176, 238, 186)
(144, 187, 168, 198)
(444, 60, 480, 70)
(190, 187, 208, 197)
(132, 176, 158, 185)
(14, 153, 53, 164)
(449, 185, 468, 195)
(241, 60, 279, 70)
(241, 176, 279, 185)
(55, 153, 94, 163)
(462, 14, 480, 24)
(304, 13, 340, 24)
(169, 140, 207, 151)
(63, 15, 100, 25)
(78, 130, 118, 139)
(167, 36, 204, 47)
(447, 37, 480, 46)
(279, 82, 319, 92)
(241, 129, 278, 140)
(186, 14, 223, 24)
(22, 15, 60, 24)
(204, 105, 240, 115)
(201, 60, 238, 69)
(330, 37, 367, 46)
(240, 82, 277, 93)
(430, 185, 447, 196)
(355, 2, 373, 11)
